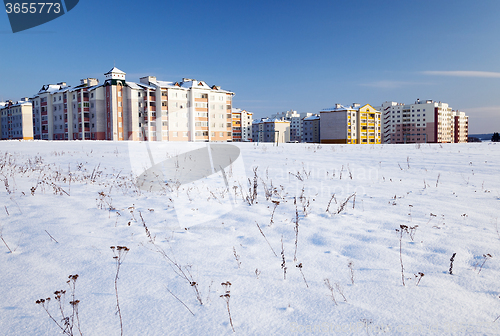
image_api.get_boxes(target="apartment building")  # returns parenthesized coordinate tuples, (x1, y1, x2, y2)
(131, 75, 234, 142)
(271, 110, 313, 142)
(303, 115, 320, 143)
(378, 99, 467, 143)
(0, 98, 33, 140)
(452, 111, 468, 143)
(231, 108, 253, 142)
(252, 118, 290, 143)
(30, 67, 235, 142)
(320, 104, 381, 144)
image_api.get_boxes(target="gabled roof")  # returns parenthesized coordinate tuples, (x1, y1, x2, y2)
(38, 84, 68, 94)
(104, 67, 126, 75)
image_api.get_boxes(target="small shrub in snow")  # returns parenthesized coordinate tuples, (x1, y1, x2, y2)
(35, 274, 82, 336)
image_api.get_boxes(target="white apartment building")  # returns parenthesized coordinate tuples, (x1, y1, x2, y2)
(271, 110, 313, 142)
(231, 108, 253, 142)
(0, 98, 33, 140)
(30, 67, 235, 142)
(452, 111, 469, 143)
(139, 76, 234, 142)
(378, 99, 466, 143)
(252, 118, 290, 143)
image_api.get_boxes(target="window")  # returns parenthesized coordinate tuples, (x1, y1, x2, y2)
(118, 102, 122, 107)
(183, 132, 188, 137)
(173, 132, 178, 137)
(118, 92, 122, 97)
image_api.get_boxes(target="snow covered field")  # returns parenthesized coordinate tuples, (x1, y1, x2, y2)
(0, 141, 499, 335)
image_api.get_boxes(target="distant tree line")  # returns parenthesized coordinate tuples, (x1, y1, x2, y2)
(492, 132, 500, 142)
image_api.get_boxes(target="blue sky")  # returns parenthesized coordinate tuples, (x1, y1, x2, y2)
(1, 0, 499, 133)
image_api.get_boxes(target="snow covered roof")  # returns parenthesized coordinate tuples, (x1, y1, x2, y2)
(105, 67, 126, 75)
(304, 115, 320, 120)
(321, 104, 356, 112)
(254, 118, 290, 124)
(125, 82, 144, 90)
(178, 79, 211, 90)
(155, 80, 175, 88)
(38, 83, 68, 94)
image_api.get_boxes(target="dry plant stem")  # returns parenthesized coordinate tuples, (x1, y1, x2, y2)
(477, 254, 492, 274)
(165, 286, 195, 316)
(269, 201, 279, 226)
(296, 263, 308, 288)
(326, 193, 337, 213)
(220, 282, 235, 332)
(436, 173, 440, 187)
(232, 247, 241, 268)
(256, 222, 277, 257)
(396, 225, 409, 286)
(0, 227, 12, 253)
(324, 279, 337, 305)
(45, 230, 59, 243)
(280, 236, 287, 280)
(39, 300, 68, 335)
(35, 274, 82, 336)
(293, 200, 299, 262)
(67, 274, 82, 336)
(111, 246, 129, 336)
(348, 261, 355, 285)
(337, 193, 356, 214)
(335, 282, 347, 302)
(449, 253, 456, 275)
(415, 272, 425, 286)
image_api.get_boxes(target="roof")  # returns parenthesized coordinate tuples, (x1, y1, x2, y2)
(104, 67, 126, 75)
(254, 118, 290, 124)
(38, 83, 69, 94)
(304, 115, 320, 120)
(321, 104, 356, 112)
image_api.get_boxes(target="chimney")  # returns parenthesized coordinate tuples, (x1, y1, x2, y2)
(140, 76, 156, 84)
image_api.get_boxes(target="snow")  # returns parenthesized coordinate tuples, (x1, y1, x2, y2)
(0, 141, 499, 335)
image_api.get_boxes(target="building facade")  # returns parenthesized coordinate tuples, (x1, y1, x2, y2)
(320, 104, 381, 144)
(303, 115, 320, 143)
(30, 67, 235, 142)
(378, 99, 467, 144)
(271, 110, 313, 142)
(0, 98, 33, 140)
(452, 111, 469, 143)
(252, 118, 290, 143)
(231, 108, 253, 141)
